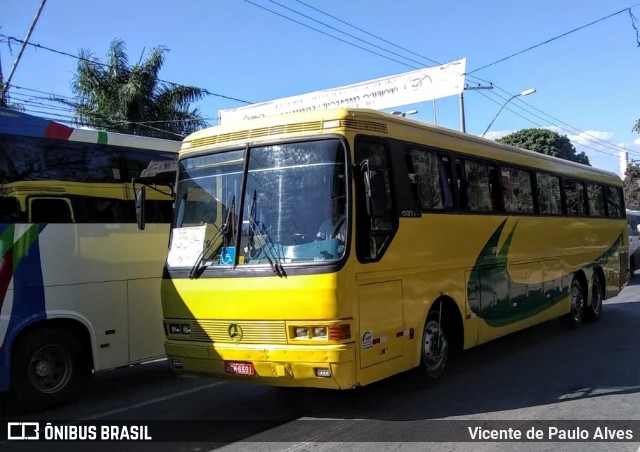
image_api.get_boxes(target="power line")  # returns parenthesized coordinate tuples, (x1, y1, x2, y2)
(486, 83, 639, 157)
(474, 89, 630, 160)
(292, 0, 441, 66)
(241, 0, 422, 69)
(468, 3, 640, 74)
(263, 0, 432, 68)
(249, 0, 633, 160)
(0, 34, 252, 104)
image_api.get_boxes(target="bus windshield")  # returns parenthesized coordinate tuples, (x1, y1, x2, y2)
(170, 139, 347, 270)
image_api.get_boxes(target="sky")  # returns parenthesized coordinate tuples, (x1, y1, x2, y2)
(3, 0, 640, 176)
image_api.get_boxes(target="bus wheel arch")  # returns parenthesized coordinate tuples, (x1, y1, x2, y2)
(585, 267, 605, 322)
(562, 271, 588, 328)
(419, 296, 463, 380)
(9, 320, 93, 412)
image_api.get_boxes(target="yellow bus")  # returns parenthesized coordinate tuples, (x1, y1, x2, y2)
(140, 108, 628, 389)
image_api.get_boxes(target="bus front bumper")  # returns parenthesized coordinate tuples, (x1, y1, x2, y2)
(165, 340, 357, 389)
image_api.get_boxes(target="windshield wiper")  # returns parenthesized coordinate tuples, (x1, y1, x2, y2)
(189, 196, 235, 279)
(246, 189, 285, 277)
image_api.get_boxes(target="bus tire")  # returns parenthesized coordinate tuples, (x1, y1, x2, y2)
(10, 327, 88, 412)
(584, 275, 603, 322)
(561, 277, 584, 328)
(420, 310, 449, 380)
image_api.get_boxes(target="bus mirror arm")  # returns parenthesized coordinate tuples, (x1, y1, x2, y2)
(131, 177, 174, 198)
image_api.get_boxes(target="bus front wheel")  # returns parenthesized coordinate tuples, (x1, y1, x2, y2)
(420, 311, 449, 380)
(10, 327, 88, 412)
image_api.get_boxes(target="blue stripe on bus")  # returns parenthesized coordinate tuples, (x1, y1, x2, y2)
(0, 223, 47, 392)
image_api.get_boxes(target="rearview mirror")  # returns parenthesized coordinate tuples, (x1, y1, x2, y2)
(136, 186, 146, 230)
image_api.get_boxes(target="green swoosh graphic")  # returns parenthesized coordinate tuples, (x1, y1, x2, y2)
(467, 219, 622, 328)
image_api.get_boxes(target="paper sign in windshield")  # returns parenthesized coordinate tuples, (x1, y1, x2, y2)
(167, 225, 206, 267)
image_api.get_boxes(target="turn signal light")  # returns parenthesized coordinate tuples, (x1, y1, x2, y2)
(328, 324, 351, 340)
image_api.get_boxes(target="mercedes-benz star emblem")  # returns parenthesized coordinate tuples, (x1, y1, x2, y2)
(227, 323, 243, 341)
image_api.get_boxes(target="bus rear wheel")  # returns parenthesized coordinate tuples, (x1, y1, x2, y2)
(10, 327, 88, 412)
(584, 276, 603, 322)
(421, 311, 449, 380)
(562, 277, 584, 328)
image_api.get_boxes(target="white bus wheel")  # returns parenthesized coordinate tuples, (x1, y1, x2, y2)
(10, 327, 87, 412)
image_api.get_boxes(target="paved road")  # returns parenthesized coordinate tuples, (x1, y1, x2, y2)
(3, 277, 640, 452)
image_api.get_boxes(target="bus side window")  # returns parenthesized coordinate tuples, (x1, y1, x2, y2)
(563, 178, 587, 216)
(464, 159, 492, 212)
(536, 172, 562, 215)
(407, 147, 444, 210)
(586, 183, 606, 217)
(355, 138, 397, 262)
(29, 197, 74, 223)
(605, 186, 624, 218)
(502, 166, 534, 214)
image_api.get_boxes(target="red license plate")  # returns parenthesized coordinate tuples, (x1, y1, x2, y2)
(225, 361, 255, 376)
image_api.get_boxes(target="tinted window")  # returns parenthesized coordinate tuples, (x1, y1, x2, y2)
(606, 186, 624, 218)
(407, 148, 453, 210)
(502, 167, 534, 213)
(465, 159, 492, 212)
(564, 179, 586, 216)
(536, 173, 562, 215)
(0, 134, 176, 183)
(586, 183, 606, 217)
(30, 198, 73, 223)
(0, 196, 23, 222)
(355, 139, 396, 262)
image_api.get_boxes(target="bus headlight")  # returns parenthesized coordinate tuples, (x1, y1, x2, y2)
(168, 323, 191, 335)
(312, 327, 327, 338)
(290, 323, 351, 341)
(294, 327, 309, 338)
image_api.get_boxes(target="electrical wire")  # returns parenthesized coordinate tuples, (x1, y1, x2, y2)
(0, 34, 252, 104)
(245, 0, 637, 159)
(468, 3, 640, 74)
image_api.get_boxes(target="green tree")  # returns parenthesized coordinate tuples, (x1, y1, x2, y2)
(496, 128, 590, 166)
(624, 164, 640, 209)
(59, 39, 208, 139)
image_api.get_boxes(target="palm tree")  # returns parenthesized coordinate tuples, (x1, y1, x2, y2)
(61, 39, 208, 139)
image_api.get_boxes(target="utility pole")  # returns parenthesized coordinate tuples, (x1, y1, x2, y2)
(0, 0, 48, 105)
(459, 83, 493, 133)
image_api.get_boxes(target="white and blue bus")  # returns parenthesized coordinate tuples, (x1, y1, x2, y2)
(0, 108, 179, 411)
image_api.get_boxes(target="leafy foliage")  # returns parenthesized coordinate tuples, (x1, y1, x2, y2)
(624, 164, 640, 210)
(496, 128, 590, 166)
(57, 39, 208, 139)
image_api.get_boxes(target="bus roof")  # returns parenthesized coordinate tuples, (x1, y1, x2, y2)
(0, 107, 181, 153)
(186, 108, 620, 183)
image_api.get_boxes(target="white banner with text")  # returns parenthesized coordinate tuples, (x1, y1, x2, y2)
(218, 58, 466, 124)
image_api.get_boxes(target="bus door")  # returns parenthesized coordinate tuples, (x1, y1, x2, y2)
(358, 280, 404, 368)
